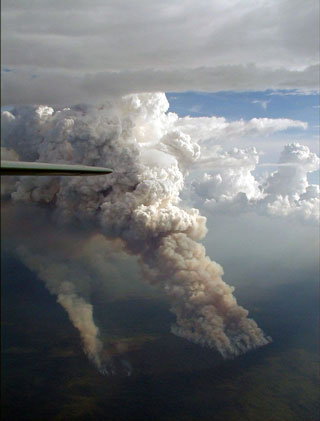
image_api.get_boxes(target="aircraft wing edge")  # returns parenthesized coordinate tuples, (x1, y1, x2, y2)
(0, 160, 112, 176)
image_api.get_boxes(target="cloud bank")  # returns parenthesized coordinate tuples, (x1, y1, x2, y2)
(192, 143, 319, 222)
(2, 0, 319, 104)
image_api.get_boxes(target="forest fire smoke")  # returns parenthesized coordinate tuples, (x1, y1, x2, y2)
(1, 93, 271, 369)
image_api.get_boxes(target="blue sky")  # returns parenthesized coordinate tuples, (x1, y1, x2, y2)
(167, 90, 319, 129)
(167, 90, 319, 184)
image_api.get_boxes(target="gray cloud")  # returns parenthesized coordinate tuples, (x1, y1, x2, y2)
(2, 65, 318, 106)
(2, 0, 319, 104)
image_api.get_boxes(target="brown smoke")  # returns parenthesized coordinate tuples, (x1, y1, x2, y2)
(1, 93, 271, 370)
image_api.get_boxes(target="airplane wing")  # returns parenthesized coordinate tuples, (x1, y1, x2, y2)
(0, 160, 112, 176)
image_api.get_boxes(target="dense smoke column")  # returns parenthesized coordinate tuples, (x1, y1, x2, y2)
(146, 233, 270, 357)
(1, 93, 271, 367)
(98, 167, 270, 357)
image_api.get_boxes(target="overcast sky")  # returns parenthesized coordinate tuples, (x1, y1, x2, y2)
(2, 0, 319, 105)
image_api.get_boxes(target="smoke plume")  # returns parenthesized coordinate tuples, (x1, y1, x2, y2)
(16, 245, 104, 369)
(1, 93, 271, 370)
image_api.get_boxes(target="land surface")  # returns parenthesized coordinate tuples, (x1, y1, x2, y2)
(1, 253, 319, 421)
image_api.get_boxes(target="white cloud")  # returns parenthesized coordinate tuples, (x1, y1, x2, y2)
(2, 0, 319, 104)
(268, 89, 319, 96)
(192, 142, 319, 223)
(174, 115, 307, 146)
(264, 143, 319, 197)
(193, 147, 262, 204)
(252, 100, 270, 110)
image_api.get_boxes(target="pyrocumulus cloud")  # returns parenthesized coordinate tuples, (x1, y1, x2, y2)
(1, 93, 278, 370)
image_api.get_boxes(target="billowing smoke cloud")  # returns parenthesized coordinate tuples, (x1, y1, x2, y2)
(1, 93, 282, 370)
